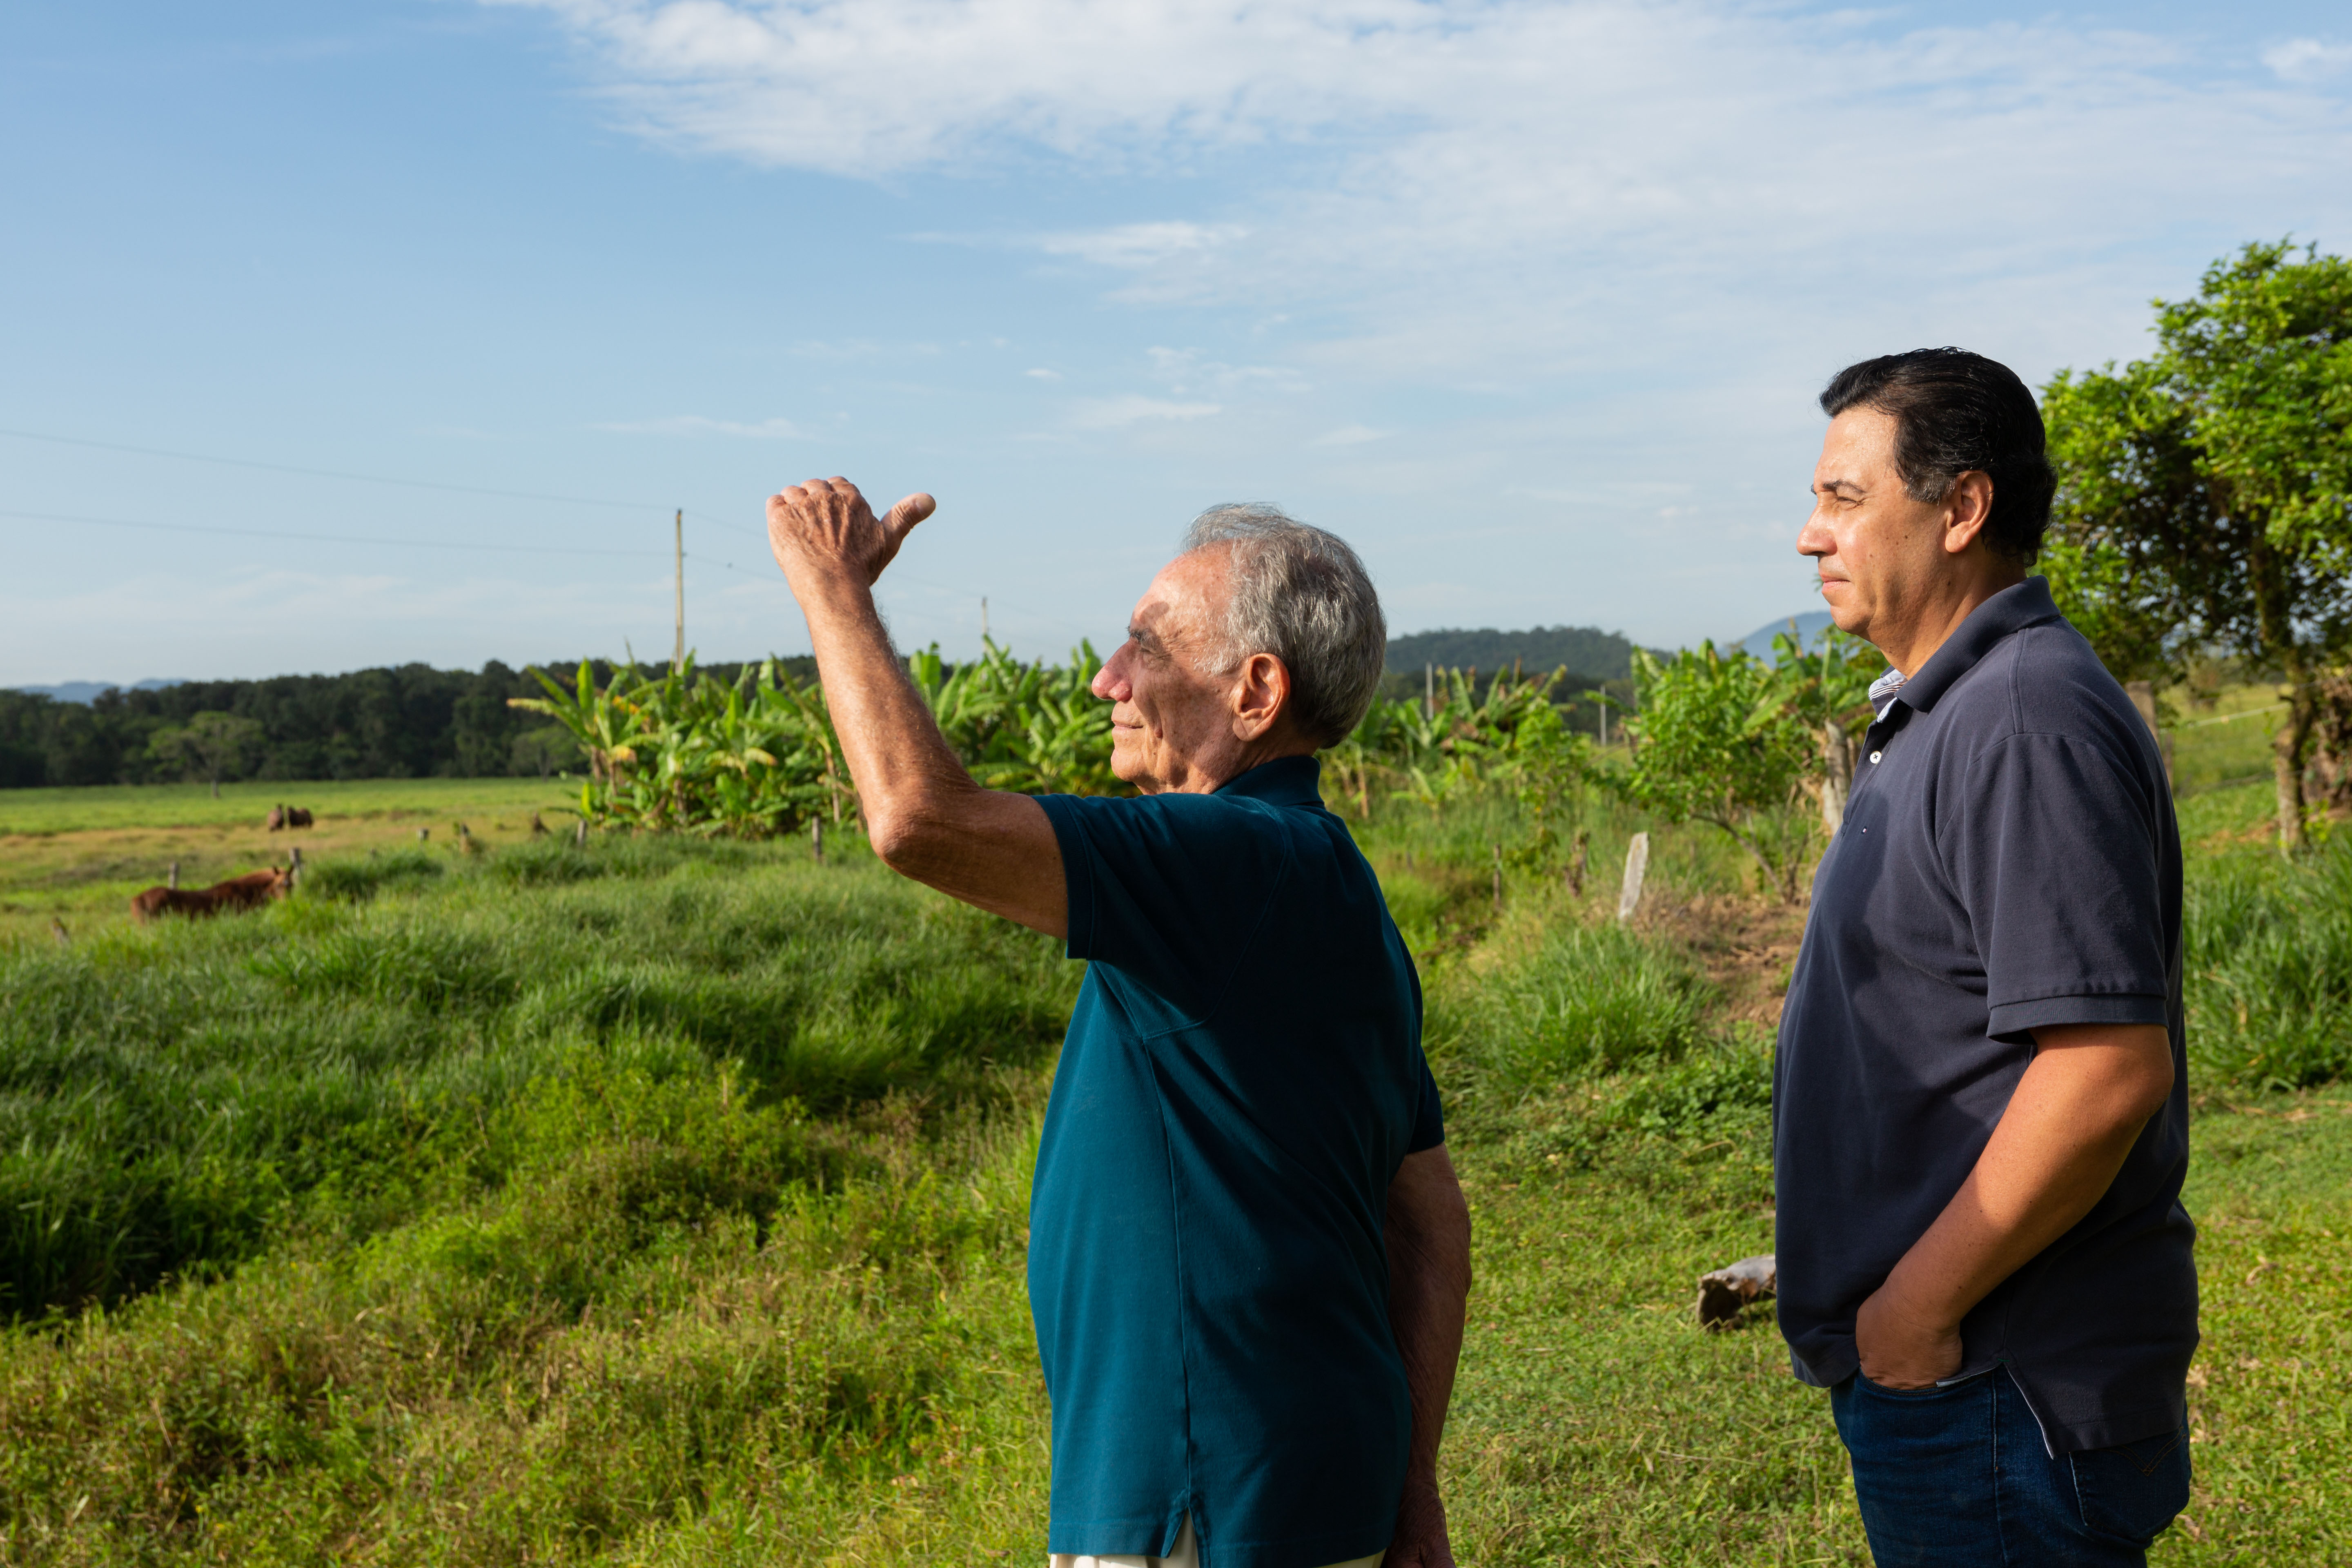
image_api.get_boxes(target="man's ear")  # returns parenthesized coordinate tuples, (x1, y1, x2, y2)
(1942, 471, 1997, 556)
(1231, 652, 1293, 740)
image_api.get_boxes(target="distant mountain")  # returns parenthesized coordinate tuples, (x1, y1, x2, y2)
(1729, 611, 1835, 663)
(11, 679, 185, 705)
(1385, 625, 1642, 684)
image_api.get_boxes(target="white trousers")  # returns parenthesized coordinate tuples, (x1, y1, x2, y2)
(1051, 1515, 1387, 1568)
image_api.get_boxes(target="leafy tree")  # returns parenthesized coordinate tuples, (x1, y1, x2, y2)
(1505, 697, 1594, 873)
(1769, 627, 1882, 837)
(147, 711, 264, 797)
(1615, 644, 1817, 901)
(509, 725, 579, 779)
(2043, 239, 2352, 849)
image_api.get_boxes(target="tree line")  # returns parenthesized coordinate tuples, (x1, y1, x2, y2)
(0, 659, 815, 790)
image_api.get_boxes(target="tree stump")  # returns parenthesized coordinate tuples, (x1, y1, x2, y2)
(1696, 1253, 1776, 1330)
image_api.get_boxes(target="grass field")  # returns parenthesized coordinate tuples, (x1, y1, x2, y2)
(2162, 682, 2292, 798)
(1, 715, 2346, 1564)
(0, 777, 583, 945)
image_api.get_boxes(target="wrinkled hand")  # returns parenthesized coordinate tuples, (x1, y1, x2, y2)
(1855, 1283, 1963, 1390)
(766, 477, 936, 595)
(1387, 1482, 1454, 1568)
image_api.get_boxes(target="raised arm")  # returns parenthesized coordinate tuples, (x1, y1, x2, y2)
(766, 478, 1067, 938)
(1385, 1143, 1471, 1568)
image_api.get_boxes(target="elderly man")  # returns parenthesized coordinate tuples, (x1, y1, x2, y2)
(1779, 349, 2195, 1566)
(766, 479, 1470, 1568)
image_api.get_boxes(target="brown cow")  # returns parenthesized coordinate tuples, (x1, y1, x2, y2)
(287, 806, 314, 829)
(131, 865, 294, 923)
(265, 805, 286, 831)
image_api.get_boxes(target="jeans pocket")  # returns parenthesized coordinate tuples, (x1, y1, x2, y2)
(1856, 1372, 1960, 1400)
(2070, 1424, 2191, 1546)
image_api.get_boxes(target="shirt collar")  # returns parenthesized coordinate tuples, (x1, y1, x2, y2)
(1867, 666, 1909, 719)
(1213, 752, 1325, 807)
(1880, 576, 2063, 716)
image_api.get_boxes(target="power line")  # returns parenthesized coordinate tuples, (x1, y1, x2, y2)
(686, 509, 1076, 634)
(0, 426, 666, 511)
(0, 507, 668, 558)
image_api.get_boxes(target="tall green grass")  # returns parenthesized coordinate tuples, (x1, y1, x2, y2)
(0, 837, 1073, 1318)
(2183, 835, 2352, 1087)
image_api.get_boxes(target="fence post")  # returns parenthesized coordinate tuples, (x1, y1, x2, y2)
(1820, 721, 1853, 837)
(290, 846, 303, 887)
(168, 860, 179, 890)
(2125, 680, 2174, 786)
(1617, 831, 1650, 923)
(1491, 843, 1503, 912)
(813, 818, 825, 865)
(1567, 829, 1588, 898)
(575, 817, 588, 850)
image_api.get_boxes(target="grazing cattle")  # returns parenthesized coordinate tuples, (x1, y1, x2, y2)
(131, 865, 294, 923)
(265, 805, 286, 831)
(287, 806, 314, 829)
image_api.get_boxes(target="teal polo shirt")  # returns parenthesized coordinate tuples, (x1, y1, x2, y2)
(1031, 755, 1444, 1568)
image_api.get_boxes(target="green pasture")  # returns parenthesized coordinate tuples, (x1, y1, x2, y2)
(2163, 681, 2295, 800)
(0, 761, 2346, 1563)
(0, 777, 584, 945)
(0, 775, 581, 837)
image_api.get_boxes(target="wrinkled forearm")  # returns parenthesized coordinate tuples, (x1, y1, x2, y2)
(796, 577, 973, 839)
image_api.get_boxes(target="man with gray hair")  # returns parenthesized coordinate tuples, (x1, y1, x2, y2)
(766, 479, 1470, 1568)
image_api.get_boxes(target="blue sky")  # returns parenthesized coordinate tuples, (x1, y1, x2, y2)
(4, 1, 2349, 685)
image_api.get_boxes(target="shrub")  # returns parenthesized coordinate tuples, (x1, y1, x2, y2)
(2185, 839, 2352, 1088)
(1448, 920, 1712, 1086)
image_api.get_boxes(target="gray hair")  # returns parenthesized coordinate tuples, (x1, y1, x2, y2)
(1179, 503, 1387, 748)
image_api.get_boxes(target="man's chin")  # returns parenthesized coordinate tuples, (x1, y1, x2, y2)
(1108, 746, 1154, 793)
(1819, 590, 1868, 637)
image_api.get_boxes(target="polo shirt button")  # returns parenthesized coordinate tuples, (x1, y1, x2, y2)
(1868, 751, 1882, 764)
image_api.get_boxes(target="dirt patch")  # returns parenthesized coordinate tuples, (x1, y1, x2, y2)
(1647, 892, 1807, 1031)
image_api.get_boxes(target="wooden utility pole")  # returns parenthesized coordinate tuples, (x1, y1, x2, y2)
(981, 597, 989, 644)
(673, 508, 686, 673)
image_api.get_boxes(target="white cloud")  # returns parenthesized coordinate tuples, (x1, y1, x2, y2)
(1144, 345, 1306, 396)
(496, 0, 2352, 387)
(1067, 395, 1223, 430)
(1024, 367, 1062, 380)
(596, 414, 808, 439)
(2264, 38, 2352, 81)
(1038, 221, 1248, 269)
(1314, 424, 1385, 446)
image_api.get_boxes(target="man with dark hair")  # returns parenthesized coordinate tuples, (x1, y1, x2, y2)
(765, 478, 1470, 1568)
(1778, 349, 2195, 1564)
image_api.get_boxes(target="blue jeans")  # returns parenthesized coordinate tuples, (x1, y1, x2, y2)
(1830, 1366, 2189, 1567)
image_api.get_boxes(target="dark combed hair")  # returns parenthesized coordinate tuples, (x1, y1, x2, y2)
(1819, 347, 2056, 563)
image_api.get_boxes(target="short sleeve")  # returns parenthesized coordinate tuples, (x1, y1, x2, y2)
(1036, 791, 1289, 1021)
(1407, 1056, 1445, 1152)
(1949, 731, 2171, 1039)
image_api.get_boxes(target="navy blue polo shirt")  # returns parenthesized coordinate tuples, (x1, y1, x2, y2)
(1031, 755, 1444, 1568)
(1774, 577, 2196, 1454)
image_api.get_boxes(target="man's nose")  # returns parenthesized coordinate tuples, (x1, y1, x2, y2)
(1797, 510, 1834, 557)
